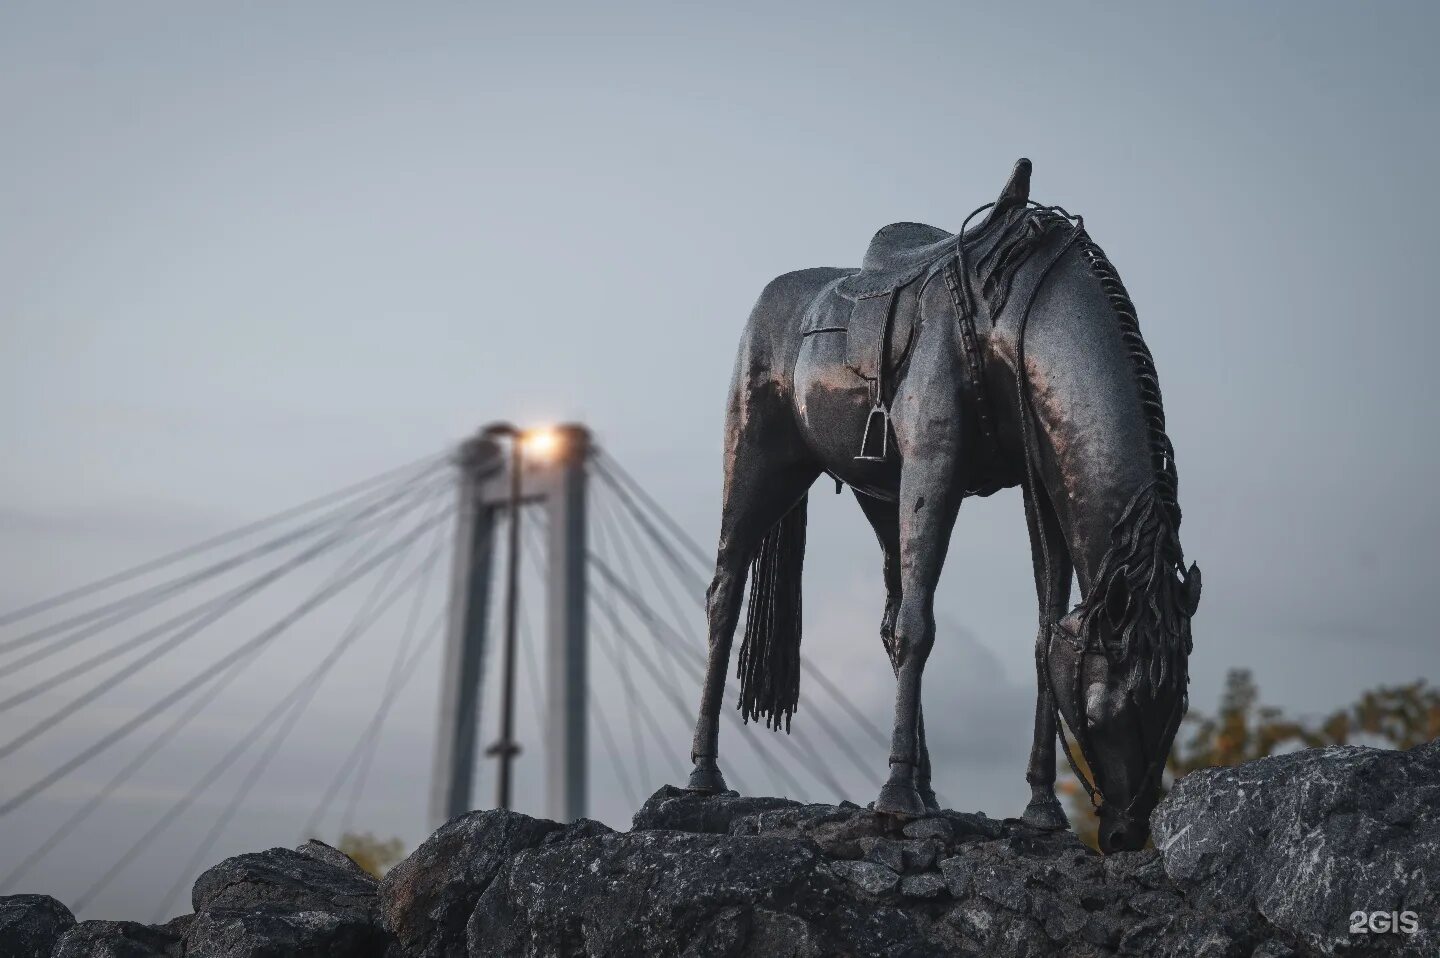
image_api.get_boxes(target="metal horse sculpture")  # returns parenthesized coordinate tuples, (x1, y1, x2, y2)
(686, 159, 1201, 853)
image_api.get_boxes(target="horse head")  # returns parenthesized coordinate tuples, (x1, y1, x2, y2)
(1044, 485, 1202, 852)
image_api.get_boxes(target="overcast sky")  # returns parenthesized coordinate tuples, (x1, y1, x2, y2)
(2, 0, 1437, 921)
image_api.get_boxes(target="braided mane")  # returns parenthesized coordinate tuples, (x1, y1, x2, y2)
(977, 208, 1196, 690)
(1068, 228, 1195, 690)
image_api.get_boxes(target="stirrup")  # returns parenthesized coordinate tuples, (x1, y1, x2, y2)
(856, 394, 890, 461)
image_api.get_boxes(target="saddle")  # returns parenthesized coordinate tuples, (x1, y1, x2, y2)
(801, 158, 1035, 460)
(803, 229, 955, 458)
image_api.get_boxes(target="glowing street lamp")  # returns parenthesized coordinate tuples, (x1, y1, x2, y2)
(520, 426, 562, 462)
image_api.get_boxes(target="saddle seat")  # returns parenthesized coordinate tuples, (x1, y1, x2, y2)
(862, 221, 956, 275)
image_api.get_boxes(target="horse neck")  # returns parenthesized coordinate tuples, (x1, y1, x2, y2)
(992, 234, 1182, 594)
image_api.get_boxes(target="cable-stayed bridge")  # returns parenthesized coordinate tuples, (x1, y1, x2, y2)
(0, 423, 886, 920)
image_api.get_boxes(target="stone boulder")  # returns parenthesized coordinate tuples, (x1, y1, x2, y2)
(1153, 740, 1440, 956)
(0, 895, 76, 958)
(378, 810, 570, 958)
(183, 841, 385, 957)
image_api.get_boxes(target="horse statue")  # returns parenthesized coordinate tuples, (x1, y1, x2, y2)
(685, 159, 1202, 853)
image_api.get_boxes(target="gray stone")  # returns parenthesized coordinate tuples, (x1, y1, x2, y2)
(937, 855, 973, 899)
(901, 817, 953, 843)
(1153, 741, 1440, 956)
(294, 838, 372, 880)
(632, 785, 801, 835)
(899, 871, 946, 899)
(192, 846, 378, 915)
(829, 859, 899, 895)
(381, 808, 560, 958)
(50, 920, 179, 958)
(901, 838, 941, 871)
(187, 845, 384, 957)
(856, 836, 906, 873)
(0, 895, 76, 958)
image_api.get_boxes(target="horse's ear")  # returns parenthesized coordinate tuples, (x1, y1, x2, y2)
(995, 157, 1032, 211)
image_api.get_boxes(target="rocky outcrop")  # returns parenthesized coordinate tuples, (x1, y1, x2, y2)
(5, 743, 1435, 957)
(1153, 740, 1440, 956)
(181, 838, 385, 957)
(467, 789, 1259, 957)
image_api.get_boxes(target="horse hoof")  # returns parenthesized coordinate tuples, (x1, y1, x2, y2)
(874, 783, 928, 818)
(1022, 797, 1069, 831)
(686, 759, 728, 794)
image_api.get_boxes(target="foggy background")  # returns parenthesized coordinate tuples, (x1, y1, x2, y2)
(2, 1, 1436, 920)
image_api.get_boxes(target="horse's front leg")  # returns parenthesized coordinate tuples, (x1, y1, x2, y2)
(873, 366, 964, 816)
(858, 491, 939, 813)
(873, 461, 959, 816)
(1020, 485, 1073, 829)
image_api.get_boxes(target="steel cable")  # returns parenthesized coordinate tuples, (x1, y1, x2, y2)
(141, 510, 452, 920)
(0, 452, 448, 629)
(0, 459, 446, 669)
(0, 474, 449, 726)
(0, 483, 430, 893)
(0, 505, 454, 817)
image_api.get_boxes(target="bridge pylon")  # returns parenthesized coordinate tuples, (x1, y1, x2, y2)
(428, 422, 590, 828)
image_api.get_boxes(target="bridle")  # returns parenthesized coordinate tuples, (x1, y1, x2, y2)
(1046, 592, 1188, 816)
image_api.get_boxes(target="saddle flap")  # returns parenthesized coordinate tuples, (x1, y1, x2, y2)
(845, 290, 894, 382)
(803, 274, 922, 390)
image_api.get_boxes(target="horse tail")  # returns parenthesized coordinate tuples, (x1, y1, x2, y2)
(736, 493, 808, 732)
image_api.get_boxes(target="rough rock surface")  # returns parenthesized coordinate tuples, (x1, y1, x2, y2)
(8, 744, 1435, 957)
(1153, 740, 1440, 956)
(378, 808, 574, 958)
(0, 896, 76, 958)
(49, 920, 180, 958)
(182, 839, 384, 957)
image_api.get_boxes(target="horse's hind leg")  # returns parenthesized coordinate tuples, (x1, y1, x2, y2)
(1021, 485, 1073, 830)
(854, 491, 938, 812)
(688, 387, 820, 794)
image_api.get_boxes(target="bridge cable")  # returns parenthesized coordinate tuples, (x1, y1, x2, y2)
(0, 474, 448, 714)
(598, 487, 880, 782)
(587, 450, 710, 567)
(517, 510, 658, 802)
(589, 691, 641, 810)
(336, 496, 454, 835)
(143, 506, 453, 921)
(591, 458, 891, 753)
(0, 451, 448, 629)
(301, 609, 446, 839)
(0, 474, 448, 733)
(586, 553, 850, 800)
(0, 483, 443, 892)
(584, 587, 739, 794)
(589, 476, 809, 786)
(585, 496, 654, 791)
(0, 502, 454, 818)
(0, 460, 445, 669)
(590, 480, 688, 696)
